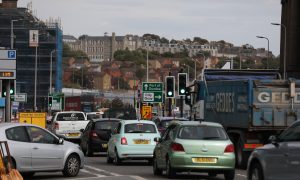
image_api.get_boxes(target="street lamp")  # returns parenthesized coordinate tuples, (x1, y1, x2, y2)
(271, 22, 287, 79)
(50, 50, 56, 94)
(256, 36, 270, 69)
(196, 53, 206, 80)
(11, 19, 22, 49)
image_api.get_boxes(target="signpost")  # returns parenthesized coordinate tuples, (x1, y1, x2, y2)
(142, 82, 163, 103)
(49, 93, 64, 111)
(13, 93, 27, 102)
(142, 106, 152, 119)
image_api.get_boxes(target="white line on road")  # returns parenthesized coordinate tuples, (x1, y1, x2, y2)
(84, 165, 121, 176)
(130, 175, 148, 180)
(80, 169, 107, 177)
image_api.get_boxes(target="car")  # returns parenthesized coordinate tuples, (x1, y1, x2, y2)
(247, 120, 300, 180)
(80, 118, 122, 156)
(152, 121, 235, 179)
(0, 123, 84, 177)
(48, 111, 88, 142)
(86, 112, 104, 120)
(107, 120, 161, 165)
(152, 116, 189, 135)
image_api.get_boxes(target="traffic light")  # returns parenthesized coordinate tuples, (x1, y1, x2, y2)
(178, 73, 187, 96)
(185, 87, 191, 105)
(165, 76, 175, 98)
(1, 81, 14, 97)
(48, 96, 53, 107)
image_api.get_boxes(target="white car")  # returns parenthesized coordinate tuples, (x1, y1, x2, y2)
(0, 123, 85, 177)
(49, 111, 88, 141)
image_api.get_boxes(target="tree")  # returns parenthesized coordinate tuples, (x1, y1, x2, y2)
(160, 37, 169, 44)
(193, 37, 209, 45)
(136, 67, 146, 81)
(111, 97, 124, 109)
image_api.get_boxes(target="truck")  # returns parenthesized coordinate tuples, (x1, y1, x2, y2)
(188, 69, 300, 168)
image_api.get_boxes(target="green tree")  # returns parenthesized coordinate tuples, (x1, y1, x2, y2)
(111, 97, 124, 109)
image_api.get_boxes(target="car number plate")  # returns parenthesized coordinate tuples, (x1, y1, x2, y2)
(102, 144, 108, 148)
(134, 139, 150, 144)
(192, 157, 217, 163)
(67, 133, 80, 137)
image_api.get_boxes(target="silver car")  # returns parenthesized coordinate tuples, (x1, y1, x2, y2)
(0, 123, 85, 177)
(247, 120, 300, 180)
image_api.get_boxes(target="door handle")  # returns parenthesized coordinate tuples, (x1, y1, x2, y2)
(33, 147, 39, 150)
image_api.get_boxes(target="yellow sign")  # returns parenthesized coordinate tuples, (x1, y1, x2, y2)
(19, 112, 46, 128)
(142, 106, 152, 119)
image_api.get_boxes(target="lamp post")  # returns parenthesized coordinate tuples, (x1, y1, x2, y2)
(197, 53, 206, 80)
(271, 22, 287, 79)
(256, 36, 270, 69)
(50, 50, 56, 94)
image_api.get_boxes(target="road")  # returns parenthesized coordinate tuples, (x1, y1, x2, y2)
(29, 154, 247, 180)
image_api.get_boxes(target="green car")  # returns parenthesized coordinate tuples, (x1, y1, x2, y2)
(153, 121, 235, 179)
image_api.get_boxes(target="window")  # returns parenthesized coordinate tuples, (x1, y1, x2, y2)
(125, 123, 157, 133)
(6, 126, 29, 142)
(95, 121, 119, 130)
(279, 122, 300, 142)
(56, 113, 85, 121)
(162, 125, 176, 141)
(178, 126, 228, 140)
(26, 126, 57, 144)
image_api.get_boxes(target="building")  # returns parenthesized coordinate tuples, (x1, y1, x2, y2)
(63, 33, 143, 63)
(0, 0, 63, 111)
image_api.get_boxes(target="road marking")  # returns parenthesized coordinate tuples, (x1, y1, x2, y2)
(130, 175, 148, 180)
(80, 169, 106, 177)
(236, 173, 247, 178)
(84, 165, 120, 176)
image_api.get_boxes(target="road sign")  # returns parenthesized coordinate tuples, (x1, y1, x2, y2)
(0, 50, 16, 79)
(49, 93, 65, 110)
(142, 82, 163, 103)
(19, 112, 46, 128)
(142, 106, 152, 119)
(13, 93, 27, 102)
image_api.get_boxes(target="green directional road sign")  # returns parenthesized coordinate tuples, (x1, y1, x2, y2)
(142, 82, 163, 103)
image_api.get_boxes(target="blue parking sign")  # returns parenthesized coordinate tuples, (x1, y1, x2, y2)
(7, 50, 16, 59)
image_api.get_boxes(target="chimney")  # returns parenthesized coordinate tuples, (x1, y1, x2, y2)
(1, 0, 18, 8)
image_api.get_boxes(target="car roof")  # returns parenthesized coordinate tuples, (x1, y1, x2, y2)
(0, 122, 44, 129)
(122, 120, 156, 125)
(57, 111, 85, 114)
(170, 120, 224, 127)
(92, 118, 122, 122)
(153, 116, 189, 121)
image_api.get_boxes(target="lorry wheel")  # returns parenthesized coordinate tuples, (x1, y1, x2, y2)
(236, 137, 248, 169)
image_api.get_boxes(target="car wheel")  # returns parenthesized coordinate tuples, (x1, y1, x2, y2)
(224, 169, 235, 180)
(85, 143, 93, 157)
(62, 154, 80, 177)
(114, 149, 122, 165)
(236, 137, 249, 169)
(106, 152, 113, 164)
(249, 163, 264, 180)
(21, 172, 35, 178)
(166, 158, 176, 179)
(153, 156, 162, 176)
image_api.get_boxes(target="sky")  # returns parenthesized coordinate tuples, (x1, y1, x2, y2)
(17, 0, 282, 55)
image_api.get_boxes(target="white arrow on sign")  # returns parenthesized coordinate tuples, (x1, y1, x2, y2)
(155, 95, 162, 99)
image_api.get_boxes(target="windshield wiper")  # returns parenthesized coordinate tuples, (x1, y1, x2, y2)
(203, 137, 220, 140)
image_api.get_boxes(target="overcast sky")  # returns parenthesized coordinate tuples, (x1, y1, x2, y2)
(17, 0, 282, 55)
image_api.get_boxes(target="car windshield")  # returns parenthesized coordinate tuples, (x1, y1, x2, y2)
(178, 126, 228, 140)
(56, 113, 85, 121)
(125, 123, 157, 133)
(95, 121, 119, 130)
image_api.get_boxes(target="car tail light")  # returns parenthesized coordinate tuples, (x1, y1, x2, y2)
(171, 143, 185, 152)
(89, 131, 98, 139)
(121, 137, 128, 145)
(224, 144, 234, 153)
(54, 122, 59, 130)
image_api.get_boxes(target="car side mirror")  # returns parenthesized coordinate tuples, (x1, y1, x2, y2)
(58, 138, 64, 144)
(154, 137, 162, 143)
(269, 135, 279, 147)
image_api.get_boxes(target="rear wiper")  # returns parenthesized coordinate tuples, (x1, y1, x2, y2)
(203, 137, 220, 140)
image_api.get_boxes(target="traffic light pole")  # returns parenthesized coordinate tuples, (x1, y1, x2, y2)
(168, 98, 172, 116)
(5, 80, 11, 122)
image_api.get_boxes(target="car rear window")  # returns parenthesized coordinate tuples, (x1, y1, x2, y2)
(56, 113, 85, 121)
(178, 126, 228, 140)
(87, 113, 102, 120)
(125, 123, 157, 133)
(95, 121, 119, 130)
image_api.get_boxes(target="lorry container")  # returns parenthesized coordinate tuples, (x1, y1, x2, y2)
(189, 69, 300, 168)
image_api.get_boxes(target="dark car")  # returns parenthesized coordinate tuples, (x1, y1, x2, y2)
(80, 118, 122, 156)
(247, 120, 300, 180)
(152, 116, 188, 135)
